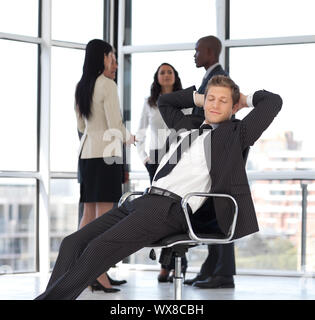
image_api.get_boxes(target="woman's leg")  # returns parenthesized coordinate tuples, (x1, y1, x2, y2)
(79, 202, 96, 229)
(95, 202, 115, 288)
(96, 202, 114, 218)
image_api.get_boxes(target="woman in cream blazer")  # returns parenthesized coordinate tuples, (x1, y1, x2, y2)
(75, 39, 135, 293)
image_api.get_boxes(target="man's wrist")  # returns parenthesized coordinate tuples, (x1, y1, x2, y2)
(246, 94, 254, 108)
(193, 91, 204, 107)
(193, 91, 197, 105)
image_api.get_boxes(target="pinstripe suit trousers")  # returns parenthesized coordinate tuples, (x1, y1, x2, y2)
(35, 194, 187, 300)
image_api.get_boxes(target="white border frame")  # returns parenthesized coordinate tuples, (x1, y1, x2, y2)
(1, 0, 315, 277)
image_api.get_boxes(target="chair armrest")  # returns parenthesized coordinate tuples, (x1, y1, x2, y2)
(118, 191, 144, 207)
(181, 192, 238, 244)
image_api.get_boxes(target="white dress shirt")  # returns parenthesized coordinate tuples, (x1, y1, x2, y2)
(136, 98, 170, 163)
(152, 127, 212, 213)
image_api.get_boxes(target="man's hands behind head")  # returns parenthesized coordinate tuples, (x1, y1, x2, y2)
(233, 93, 248, 114)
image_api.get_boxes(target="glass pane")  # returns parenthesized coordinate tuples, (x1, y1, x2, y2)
(235, 180, 304, 272)
(127, 0, 216, 45)
(230, 0, 315, 39)
(306, 181, 315, 273)
(52, 0, 103, 43)
(229, 44, 315, 171)
(0, 178, 36, 274)
(129, 51, 205, 173)
(50, 47, 85, 172)
(0, 0, 38, 36)
(0, 40, 37, 171)
(50, 179, 79, 269)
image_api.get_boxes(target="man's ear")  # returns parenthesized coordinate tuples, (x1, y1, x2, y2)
(207, 48, 215, 60)
(232, 103, 239, 115)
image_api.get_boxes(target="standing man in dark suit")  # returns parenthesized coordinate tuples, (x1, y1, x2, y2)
(184, 35, 236, 289)
(35, 76, 282, 299)
(192, 35, 228, 117)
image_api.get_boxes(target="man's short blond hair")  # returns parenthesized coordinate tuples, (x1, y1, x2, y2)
(205, 75, 240, 105)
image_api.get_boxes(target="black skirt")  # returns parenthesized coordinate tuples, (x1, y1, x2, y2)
(79, 157, 123, 203)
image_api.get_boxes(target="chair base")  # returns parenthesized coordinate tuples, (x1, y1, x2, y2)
(174, 256, 183, 300)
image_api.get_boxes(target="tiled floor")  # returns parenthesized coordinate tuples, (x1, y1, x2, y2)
(0, 264, 314, 300)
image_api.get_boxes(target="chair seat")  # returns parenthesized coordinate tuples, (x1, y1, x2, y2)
(150, 232, 226, 247)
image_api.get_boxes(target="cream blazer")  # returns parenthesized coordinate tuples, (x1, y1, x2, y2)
(75, 74, 130, 159)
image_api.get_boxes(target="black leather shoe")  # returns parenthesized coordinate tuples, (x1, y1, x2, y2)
(183, 274, 207, 286)
(193, 276, 235, 289)
(91, 280, 120, 293)
(107, 274, 127, 286)
(157, 268, 170, 282)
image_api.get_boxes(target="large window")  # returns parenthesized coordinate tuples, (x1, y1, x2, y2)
(230, 0, 315, 39)
(229, 44, 315, 172)
(236, 179, 315, 273)
(0, 40, 38, 172)
(50, 47, 85, 172)
(50, 179, 79, 268)
(0, 0, 39, 36)
(128, 0, 216, 45)
(51, 0, 104, 43)
(0, 178, 36, 273)
(236, 180, 312, 272)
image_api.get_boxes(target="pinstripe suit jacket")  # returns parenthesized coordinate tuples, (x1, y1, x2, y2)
(158, 86, 282, 239)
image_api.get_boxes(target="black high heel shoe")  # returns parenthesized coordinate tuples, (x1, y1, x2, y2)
(107, 274, 127, 286)
(91, 280, 120, 293)
(168, 265, 187, 283)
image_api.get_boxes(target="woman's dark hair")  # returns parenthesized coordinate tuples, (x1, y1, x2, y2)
(148, 63, 182, 107)
(75, 39, 113, 119)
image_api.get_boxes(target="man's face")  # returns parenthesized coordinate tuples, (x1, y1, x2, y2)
(194, 40, 211, 69)
(203, 86, 235, 124)
(103, 51, 118, 80)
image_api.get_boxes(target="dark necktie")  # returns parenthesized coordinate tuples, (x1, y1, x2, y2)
(153, 124, 212, 182)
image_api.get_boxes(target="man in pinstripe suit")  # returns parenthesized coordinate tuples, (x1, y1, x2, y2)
(187, 35, 237, 289)
(35, 75, 282, 300)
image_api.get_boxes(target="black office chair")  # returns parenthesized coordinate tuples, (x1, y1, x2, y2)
(118, 148, 249, 300)
(118, 190, 238, 300)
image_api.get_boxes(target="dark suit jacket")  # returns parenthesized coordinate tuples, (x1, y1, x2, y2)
(192, 64, 228, 117)
(158, 86, 282, 239)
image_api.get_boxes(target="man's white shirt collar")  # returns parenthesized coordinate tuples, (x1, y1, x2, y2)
(200, 121, 219, 130)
